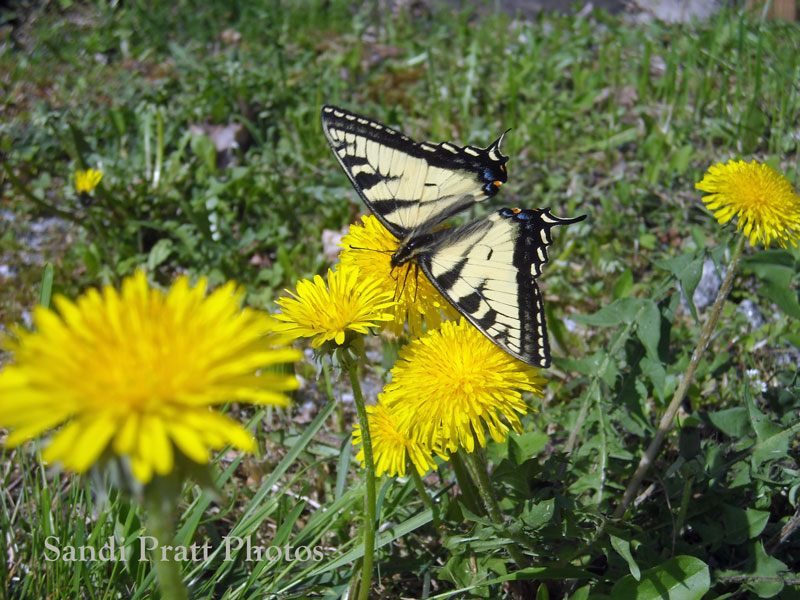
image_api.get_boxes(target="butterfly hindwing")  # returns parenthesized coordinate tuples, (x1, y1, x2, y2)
(418, 208, 584, 368)
(321, 105, 509, 239)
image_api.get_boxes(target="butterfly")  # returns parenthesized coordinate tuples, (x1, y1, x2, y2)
(321, 105, 585, 368)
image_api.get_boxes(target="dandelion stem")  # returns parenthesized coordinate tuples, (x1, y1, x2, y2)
(144, 479, 189, 600)
(2, 162, 79, 222)
(321, 359, 344, 432)
(410, 464, 439, 526)
(346, 358, 376, 600)
(462, 450, 528, 569)
(613, 234, 746, 518)
(450, 451, 485, 516)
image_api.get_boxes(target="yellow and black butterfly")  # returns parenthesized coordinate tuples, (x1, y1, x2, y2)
(321, 105, 584, 368)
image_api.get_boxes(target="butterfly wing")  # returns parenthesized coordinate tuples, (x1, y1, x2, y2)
(418, 207, 586, 368)
(321, 105, 509, 239)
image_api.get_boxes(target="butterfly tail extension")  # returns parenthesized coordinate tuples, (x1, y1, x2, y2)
(486, 128, 512, 163)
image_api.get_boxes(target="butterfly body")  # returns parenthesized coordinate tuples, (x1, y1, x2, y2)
(321, 105, 585, 368)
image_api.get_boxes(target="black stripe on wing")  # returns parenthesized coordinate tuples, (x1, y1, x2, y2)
(500, 207, 585, 367)
(419, 207, 585, 368)
(321, 105, 508, 173)
(321, 105, 509, 238)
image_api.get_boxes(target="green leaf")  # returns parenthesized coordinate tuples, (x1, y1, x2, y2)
(669, 144, 693, 174)
(785, 332, 800, 351)
(639, 232, 658, 250)
(640, 356, 666, 401)
(654, 254, 704, 320)
(82, 243, 101, 278)
(334, 437, 351, 500)
(480, 565, 596, 584)
(742, 260, 794, 288)
(536, 583, 550, 600)
(68, 122, 93, 166)
(146, 238, 174, 270)
(510, 431, 549, 464)
(272, 500, 305, 546)
(109, 108, 126, 138)
(522, 498, 555, 530)
(613, 269, 634, 299)
(746, 391, 782, 442)
(568, 585, 591, 600)
(741, 249, 796, 269)
(610, 556, 710, 600)
(610, 534, 641, 581)
(745, 387, 789, 468)
(39, 263, 54, 308)
(573, 298, 644, 327)
(690, 226, 708, 250)
(758, 283, 800, 320)
(678, 427, 701, 460)
(740, 102, 767, 153)
(190, 133, 217, 173)
(748, 541, 788, 598)
(708, 407, 751, 437)
(563, 350, 620, 387)
(721, 504, 770, 544)
(635, 300, 661, 359)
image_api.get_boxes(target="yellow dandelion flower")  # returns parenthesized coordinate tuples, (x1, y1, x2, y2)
(274, 266, 395, 348)
(75, 168, 103, 194)
(352, 400, 437, 478)
(696, 159, 800, 248)
(0, 271, 300, 483)
(338, 215, 459, 337)
(383, 319, 546, 458)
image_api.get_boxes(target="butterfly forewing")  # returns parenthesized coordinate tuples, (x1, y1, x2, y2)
(419, 208, 584, 368)
(321, 105, 585, 368)
(321, 105, 508, 239)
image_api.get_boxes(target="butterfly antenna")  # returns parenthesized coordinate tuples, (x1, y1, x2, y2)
(390, 267, 398, 299)
(397, 263, 412, 301)
(412, 263, 420, 303)
(345, 244, 394, 254)
(387, 263, 400, 298)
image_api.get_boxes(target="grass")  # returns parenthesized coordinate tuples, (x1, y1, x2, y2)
(1, 1, 800, 598)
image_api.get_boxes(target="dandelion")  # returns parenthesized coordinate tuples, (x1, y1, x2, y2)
(696, 159, 800, 248)
(75, 168, 103, 194)
(382, 319, 546, 457)
(0, 271, 300, 483)
(274, 266, 395, 348)
(616, 159, 800, 517)
(352, 400, 437, 478)
(338, 215, 459, 336)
